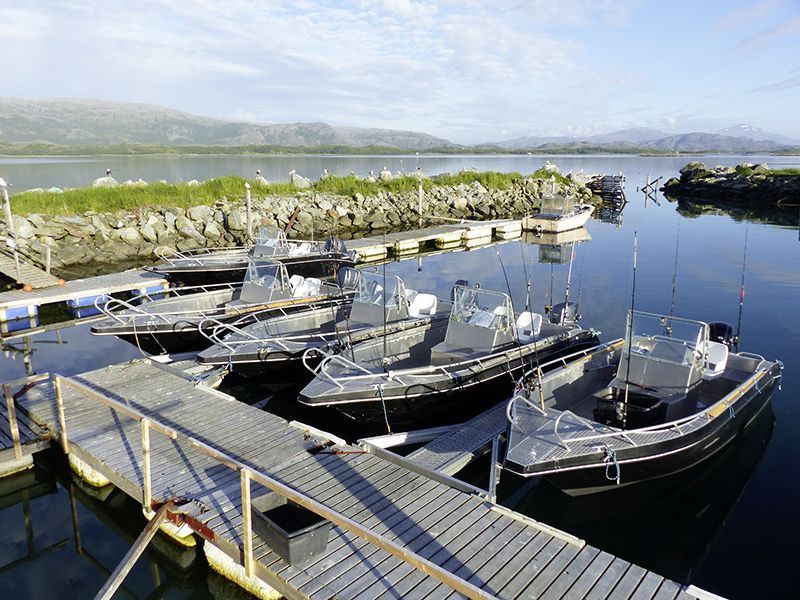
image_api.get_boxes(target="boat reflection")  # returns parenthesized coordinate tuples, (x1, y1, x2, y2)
(509, 399, 776, 584)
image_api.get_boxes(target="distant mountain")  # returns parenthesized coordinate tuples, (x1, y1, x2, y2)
(490, 127, 796, 153)
(717, 124, 798, 145)
(0, 98, 453, 150)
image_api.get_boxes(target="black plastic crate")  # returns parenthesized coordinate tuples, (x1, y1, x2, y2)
(250, 493, 331, 566)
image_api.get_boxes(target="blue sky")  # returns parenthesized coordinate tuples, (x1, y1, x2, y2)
(2, 0, 799, 143)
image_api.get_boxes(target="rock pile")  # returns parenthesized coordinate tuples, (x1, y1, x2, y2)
(662, 162, 800, 204)
(6, 173, 598, 270)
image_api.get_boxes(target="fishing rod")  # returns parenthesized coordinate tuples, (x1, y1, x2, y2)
(559, 236, 577, 325)
(666, 223, 681, 335)
(494, 246, 528, 385)
(734, 225, 749, 352)
(517, 241, 546, 410)
(621, 231, 638, 430)
(574, 239, 588, 318)
(545, 262, 554, 315)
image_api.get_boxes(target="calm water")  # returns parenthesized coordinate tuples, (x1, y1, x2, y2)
(1, 155, 799, 598)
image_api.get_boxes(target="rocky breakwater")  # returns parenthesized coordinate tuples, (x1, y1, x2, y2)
(662, 162, 800, 205)
(6, 172, 598, 271)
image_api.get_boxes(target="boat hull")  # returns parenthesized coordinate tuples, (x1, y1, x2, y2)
(527, 363, 782, 495)
(151, 255, 356, 286)
(301, 331, 599, 427)
(522, 204, 594, 233)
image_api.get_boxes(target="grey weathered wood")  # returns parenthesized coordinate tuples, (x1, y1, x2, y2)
(629, 571, 667, 600)
(94, 500, 175, 600)
(539, 546, 601, 599)
(14, 362, 695, 600)
(586, 558, 634, 599)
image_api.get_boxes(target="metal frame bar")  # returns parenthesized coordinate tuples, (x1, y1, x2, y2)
(51, 372, 498, 600)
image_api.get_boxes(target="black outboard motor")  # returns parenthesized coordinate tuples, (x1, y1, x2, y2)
(548, 301, 579, 325)
(336, 267, 361, 290)
(325, 237, 346, 255)
(451, 279, 469, 301)
(708, 321, 735, 348)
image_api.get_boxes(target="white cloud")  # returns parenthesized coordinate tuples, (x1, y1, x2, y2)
(714, 0, 781, 30)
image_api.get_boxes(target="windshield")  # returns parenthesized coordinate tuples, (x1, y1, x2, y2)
(356, 271, 406, 307)
(627, 311, 709, 367)
(245, 258, 289, 290)
(256, 227, 289, 250)
(451, 285, 513, 329)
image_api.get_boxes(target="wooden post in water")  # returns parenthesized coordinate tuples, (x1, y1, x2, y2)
(0, 177, 21, 281)
(245, 182, 253, 243)
(141, 419, 152, 509)
(3, 383, 23, 460)
(240, 469, 254, 577)
(53, 376, 70, 454)
(94, 500, 175, 600)
(417, 168, 423, 228)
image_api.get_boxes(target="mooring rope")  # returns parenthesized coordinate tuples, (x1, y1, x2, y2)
(603, 444, 621, 485)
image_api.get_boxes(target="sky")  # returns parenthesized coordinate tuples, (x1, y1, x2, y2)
(1, 0, 799, 143)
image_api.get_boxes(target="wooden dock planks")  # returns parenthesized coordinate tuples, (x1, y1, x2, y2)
(0, 376, 51, 476)
(13, 361, 702, 599)
(0, 268, 166, 313)
(0, 252, 61, 289)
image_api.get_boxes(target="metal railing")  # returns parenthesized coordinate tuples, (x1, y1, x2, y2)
(50, 372, 495, 599)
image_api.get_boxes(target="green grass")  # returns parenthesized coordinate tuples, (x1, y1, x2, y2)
(734, 165, 800, 177)
(10, 170, 574, 216)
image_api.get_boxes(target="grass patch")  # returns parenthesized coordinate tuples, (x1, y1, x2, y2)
(10, 170, 573, 216)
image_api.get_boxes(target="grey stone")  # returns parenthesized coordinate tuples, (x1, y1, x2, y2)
(140, 223, 159, 244)
(187, 205, 213, 222)
(11, 215, 36, 239)
(204, 221, 223, 240)
(175, 215, 204, 241)
(120, 227, 143, 246)
(92, 176, 118, 188)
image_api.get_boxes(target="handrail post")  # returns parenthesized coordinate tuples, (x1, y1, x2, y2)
(240, 469, 255, 577)
(142, 419, 152, 509)
(53, 376, 70, 454)
(3, 383, 23, 460)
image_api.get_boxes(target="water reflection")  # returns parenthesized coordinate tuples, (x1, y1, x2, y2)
(1, 154, 799, 597)
(509, 400, 775, 587)
(0, 452, 248, 598)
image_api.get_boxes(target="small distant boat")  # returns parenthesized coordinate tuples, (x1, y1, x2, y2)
(196, 270, 453, 377)
(523, 203, 594, 234)
(91, 258, 354, 354)
(503, 311, 783, 495)
(299, 284, 599, 426)
(147, 229, 358, 286)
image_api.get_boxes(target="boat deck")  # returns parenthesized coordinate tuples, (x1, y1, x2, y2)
(10, 360, 701, 599)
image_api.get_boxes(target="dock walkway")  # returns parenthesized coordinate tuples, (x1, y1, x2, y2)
(0, 268, 167, 320)
(10, 360, 702, 599)
(408, 402, 509, 476)
(348, 220, 522, 260)
(0, 250, 61, 289)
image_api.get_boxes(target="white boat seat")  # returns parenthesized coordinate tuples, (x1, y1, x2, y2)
(516, 311, 543, 343)
(405, 289, 418, 304)
(293, 242, 312, 256)
(293, 276, 322, 298)
(703, 341, 729, 380)
(408, 293, 437, 317)
(289, 274, 304, 294)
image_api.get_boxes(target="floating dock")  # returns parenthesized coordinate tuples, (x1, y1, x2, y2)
(8, 360, 711, 599)
(0, 268, 167, 322)
(348, 220, 522, 261)
(0, 249, 61, 289)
